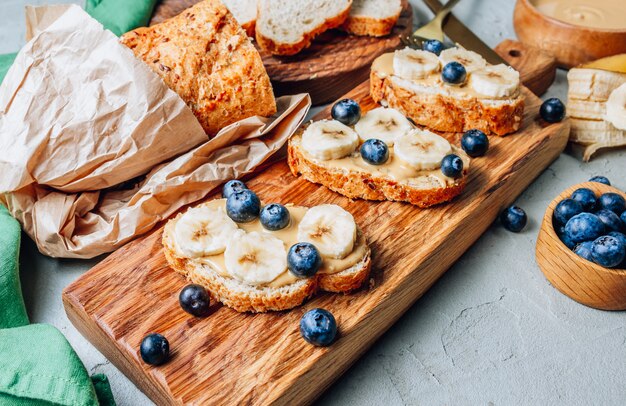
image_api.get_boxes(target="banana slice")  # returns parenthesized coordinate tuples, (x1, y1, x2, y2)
(469, 64, 520, 98)
(297, 205, 357, 259)
(174, 205, 240, 257)
(224, 231, 288, 285)
(354, 107, 414, 146)
(394, 129, 452, 170)
(439, 48, 486, 73)
(301, 120, 359, 160)
(606, 83, 626, 130)
(393, 48, 441, 80)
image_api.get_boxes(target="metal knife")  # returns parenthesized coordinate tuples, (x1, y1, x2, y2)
(421, 0, 506, 65)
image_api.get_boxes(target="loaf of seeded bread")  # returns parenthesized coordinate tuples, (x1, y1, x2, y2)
(255, 0, 353, 56)
(342, 0, 403, 37)
(287, 131, 468, 208)
(120, 0, 276, 137)
(162, 209, 372, 313)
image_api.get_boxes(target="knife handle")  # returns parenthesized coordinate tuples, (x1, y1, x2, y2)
(494, 39, 557, 96)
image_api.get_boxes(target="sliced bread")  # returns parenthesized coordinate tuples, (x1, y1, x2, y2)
(370, 48, 525, 136)
(288, 112, 470, 208)
(162, 200, 371, 313)
(222, 0, 257, 37)
(120, 0, 276, 137)
(255, 0, 352, 56)
(343, 0, 402, 37)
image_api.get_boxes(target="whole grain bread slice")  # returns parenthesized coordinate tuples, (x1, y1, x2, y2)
(162, 209, 372, 313)
(255, 0, 352, 56)
(120, 0, 276, 137)
(288, 132, 468, 208)
(342, 0, 403, 37)
(371, 70, 525, 136)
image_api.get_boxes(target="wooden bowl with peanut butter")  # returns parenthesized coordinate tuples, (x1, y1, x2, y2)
(514, 0, 626, 68)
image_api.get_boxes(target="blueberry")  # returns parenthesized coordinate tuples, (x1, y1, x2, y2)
(461, 129, 489, 157)
(441, 62, 467, 85)
(591, 236, 626, 268)
(331, 99, 361, 126)
(422, 39, 444, 56)
(571, 188, 597, 212)
(222, 179, 247, 199)
(500, 205, 527, 232)
(179, 284, 211, 317)
(608, 231, 626, 247)
(226, 189, 261, 222)
(622, 212, 626, 228)
(539, 98, 566, 123)
(558, 227, 577, 249)
(300, 308, 337, 347)
(596, 209, 623, 232)
(589, 176, 610, 186)
(440, 154, 464, 178)
(564, 213, 605, 245)
(553, 198, 583, 227)
(288, 242, 321, 278)
(598, 193, 626, 215)
(360, 139, 389, 165)
(574, 241, 594, 262)
(140, 333, 170, 366)
(260, 203, 290, 231)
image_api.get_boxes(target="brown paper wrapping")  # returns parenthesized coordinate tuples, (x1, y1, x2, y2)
(0, 5, 311, 258)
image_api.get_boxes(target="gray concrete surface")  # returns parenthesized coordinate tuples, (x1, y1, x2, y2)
(3, 0, 626, 405)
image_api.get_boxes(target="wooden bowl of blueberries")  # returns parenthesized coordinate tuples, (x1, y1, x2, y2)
(536, 177, 626, 310)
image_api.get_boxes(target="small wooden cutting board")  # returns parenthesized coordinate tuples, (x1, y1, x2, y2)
(63, 81, 569, 405)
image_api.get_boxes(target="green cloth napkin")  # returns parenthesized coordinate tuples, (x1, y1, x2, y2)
(0, 0, 158, 84)
(0, 205, 116, 405)
(85, 0, 157, 37)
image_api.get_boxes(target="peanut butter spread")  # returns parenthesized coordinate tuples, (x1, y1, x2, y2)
(372, 53, 521, 101)
(532, 0, 626, 30)
(298, 140, 469, 189)
(179, 199, 368, 288)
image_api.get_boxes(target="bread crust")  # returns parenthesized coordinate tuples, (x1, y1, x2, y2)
(342, 13, 401, 37)
(120, 0, 276, 137)
(287, 136, 467, 208)
(255, 3, 352, 56)
(162, 210, 372, 313)
(370, 71, 525, 136)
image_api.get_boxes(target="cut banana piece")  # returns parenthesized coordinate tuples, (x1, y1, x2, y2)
(301, 120, 359, 160)
(174, 206, 240, 257)
(393, 48, 441, 80)
(570, 118, 626, 161)
(354, 107, 414, 146)
(567, 99, 605, 120)
(469, 64, 520, 98)
(224, 231, 288, 286)
(439, 48, 486, 73)
(606, 83, 626, 130)
(394, 129, 452, 171)
(297, 205, 357, 259)
(567, 68, 626, 101)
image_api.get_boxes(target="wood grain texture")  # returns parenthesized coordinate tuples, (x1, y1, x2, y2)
(63, 83, 569, 405)
(536, 182, 626, 311)
(150, 0, 413, 105)
(494, 39, 556, 96)
(513, 0, 626, 68)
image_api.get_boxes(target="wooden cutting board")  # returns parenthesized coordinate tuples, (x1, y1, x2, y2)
(63, 81, 570, 405)
(149, 0, 413, 105)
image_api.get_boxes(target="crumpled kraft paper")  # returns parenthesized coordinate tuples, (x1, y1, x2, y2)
(0, 5, 311, 258)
